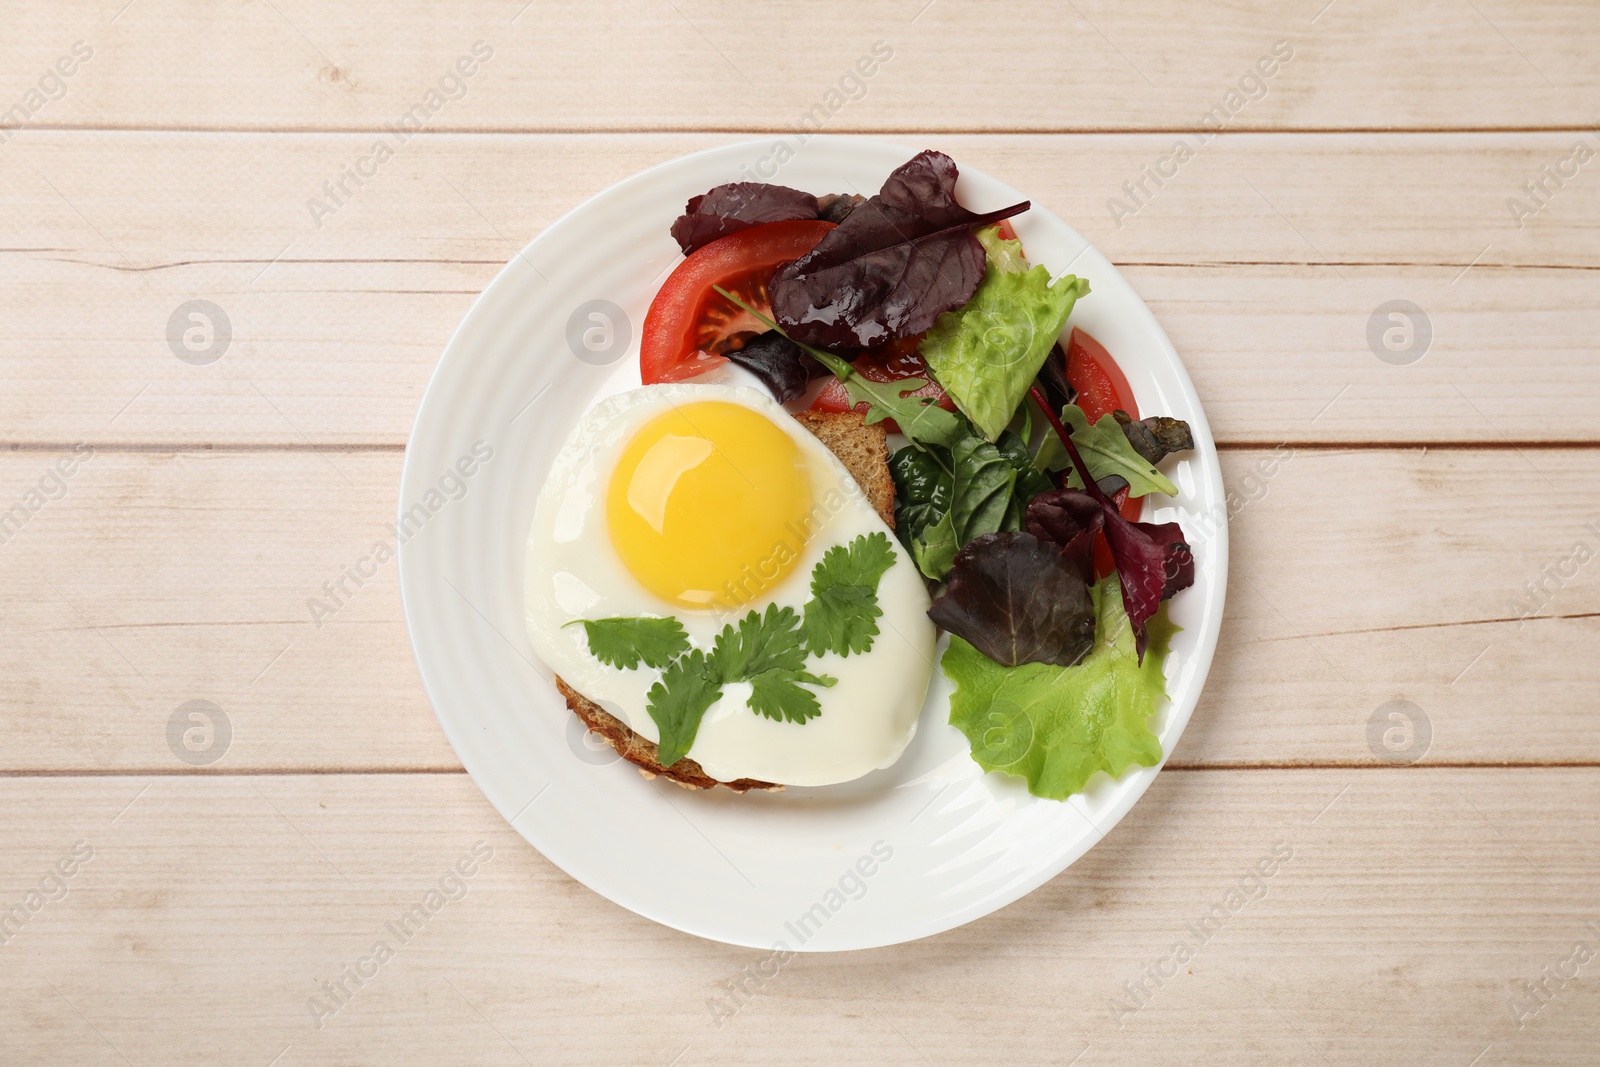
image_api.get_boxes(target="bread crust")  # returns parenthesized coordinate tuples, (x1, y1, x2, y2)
(555, 409, 894, 791)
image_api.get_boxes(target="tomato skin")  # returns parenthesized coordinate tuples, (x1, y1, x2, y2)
(640, 220, 835, 385)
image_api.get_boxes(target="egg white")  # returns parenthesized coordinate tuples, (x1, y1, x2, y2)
(524, 383, 935, 786)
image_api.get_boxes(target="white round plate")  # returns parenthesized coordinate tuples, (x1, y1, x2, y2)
(399, 137, 1228, 951)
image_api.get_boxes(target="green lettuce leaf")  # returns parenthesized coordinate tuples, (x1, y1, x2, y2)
(1035, 405, 1179, 498)
(977, 224, 1030, 273)
(943, 575, 1176, 799)
(920, 266, 1089, 442)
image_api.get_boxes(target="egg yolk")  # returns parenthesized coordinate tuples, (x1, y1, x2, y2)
(607, 401, 814, 611)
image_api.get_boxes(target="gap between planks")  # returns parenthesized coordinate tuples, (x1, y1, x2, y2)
(13, 124, 1600, 137)
(2, 762, 1597, 779)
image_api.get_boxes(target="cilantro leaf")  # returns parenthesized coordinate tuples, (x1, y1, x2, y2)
(645, 649, 723, 768)
(570, 616, 689, 670)
(802, 532, 897, 656)
(748, 669, 837, 724)
(943, 575, 1176, 799)
(711, 603, 807, 680)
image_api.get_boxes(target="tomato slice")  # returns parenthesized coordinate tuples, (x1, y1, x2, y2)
(1065, 327, 1137, 422)
(809, 335, 954, 434)
(641, 220, 835, 384)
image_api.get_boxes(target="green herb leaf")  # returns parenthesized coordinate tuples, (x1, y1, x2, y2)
(943, 575, 1176, 799)
(570, 616, 690, 670)
(919, 266, 1089, 442)
(645, 648, 724, 767)
(889, 421, 1048, 579)
(1036, 405, 1178, 498)
(994, 428, 1054, 531)
(711, 603, 807, 680)
(748, 668, 837, 724)
(710, 283, 966, 450)
(802, 531, 897, 656)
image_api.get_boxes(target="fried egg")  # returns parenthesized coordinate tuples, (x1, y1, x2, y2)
(524, 383, 935, 786)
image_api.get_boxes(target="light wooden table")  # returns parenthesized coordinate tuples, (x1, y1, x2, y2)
(2, 2, 1597, 1063)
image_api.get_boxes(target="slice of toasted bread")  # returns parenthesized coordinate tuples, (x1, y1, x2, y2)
(554, 409, 893, 791)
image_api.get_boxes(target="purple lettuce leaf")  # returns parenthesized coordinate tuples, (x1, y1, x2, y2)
(1027, 387, 1195, 661)
(769, 150, 1029, 349)
(1024, 489, 1104, 585)
(927, 531, 1096, 668)
(669, 182, 822, 255)
(723, 329, 821, 403)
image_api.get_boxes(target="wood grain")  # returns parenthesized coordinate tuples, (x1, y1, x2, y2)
(1, 132, 1597, 446)
(0, 447, 1592, 773)
(0, 769, 1594, 1065)
(5, 1, 1597, 132)
(3, 3, 1598, 1059)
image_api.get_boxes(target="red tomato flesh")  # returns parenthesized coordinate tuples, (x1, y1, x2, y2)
(640, 220, 835, 384)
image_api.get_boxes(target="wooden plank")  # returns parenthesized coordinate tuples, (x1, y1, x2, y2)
(0, 769, 1593, 1064)
(0, 447, 1594, 772)
(5, 1, 1597, 132)
(1, 132, 1598, 446)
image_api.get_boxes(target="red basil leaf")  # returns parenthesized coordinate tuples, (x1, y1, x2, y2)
(770, 150, 1028, 349)
(1024, 488, 1104, 585)
(927, 532, 1096, 668)
(670, 182, 822, 255)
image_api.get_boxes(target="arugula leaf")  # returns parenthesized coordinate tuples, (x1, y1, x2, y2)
(748, 669, 837, 724)
(920, 264, 1089, 442)
(711, 283, 966, 450)
(1037, 405, 1178, 498)
(802, 532, 897, 656)
(711, 603, 807, 679)
(569, 617, 690, 670)
(645, 648, 724, 768)
(943, 576, 1175, 800)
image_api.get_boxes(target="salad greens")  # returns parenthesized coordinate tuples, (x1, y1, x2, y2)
(944, 576, 1174, 800)
(928, 531, 1096, 668)
(674, 151, 1201, 800)
(920, 259, 1089, 442)
(1038, 405, 1179, 498)
(770, 150, 1029, 349)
